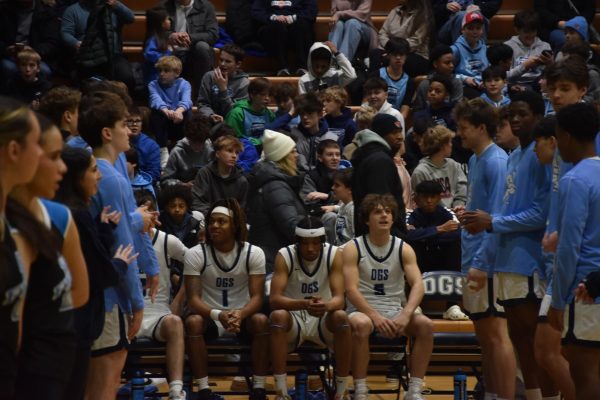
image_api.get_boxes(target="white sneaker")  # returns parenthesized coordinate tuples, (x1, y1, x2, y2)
(442, 305, 469, 321)
(353, 392, 368, 400)
(275, 395, 292, 400)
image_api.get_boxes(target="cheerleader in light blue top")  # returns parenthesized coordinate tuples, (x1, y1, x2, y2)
(453, 98, 515, 400)
(548, 102, 600, 397)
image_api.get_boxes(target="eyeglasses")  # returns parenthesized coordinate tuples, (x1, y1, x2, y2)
(127, 119, 142, 126)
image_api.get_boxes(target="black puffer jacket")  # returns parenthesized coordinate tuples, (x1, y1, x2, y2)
(191, 160, 249, 216)
(247, 161, 306, 272)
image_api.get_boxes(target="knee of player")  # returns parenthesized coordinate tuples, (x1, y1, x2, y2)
(329, 309, 350, 328)
(250, 312, 270, 330)
(162, 314, 184, 335)
(269, 309, 290, 327)
(185, 313, 205, 333)
(413, 315, 434, 338)
(350, 315, 373, 338)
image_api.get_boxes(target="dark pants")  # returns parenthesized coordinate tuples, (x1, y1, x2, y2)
(149, 109, 190, 147)
(77, 54, 135, 93)
(257, 19, 314, 71)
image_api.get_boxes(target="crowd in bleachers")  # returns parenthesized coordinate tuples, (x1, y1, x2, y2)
(3, 0, 600, 399)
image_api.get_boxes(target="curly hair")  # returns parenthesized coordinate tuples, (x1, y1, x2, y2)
(205, 198, 248, 245)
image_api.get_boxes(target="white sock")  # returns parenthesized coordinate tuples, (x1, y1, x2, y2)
(525, 388, 543, 400)
(484, 393, 497, 400)
(274, 373, 288, 395)
(194, 377, 209, 391)
(169, 380, 183, 397)
(353, 378, 367, 395)
(407, 377, 423, 393)
(253, 375, 266, 389)
(542, 396, 560, 400)
(335, 376, 349, 396)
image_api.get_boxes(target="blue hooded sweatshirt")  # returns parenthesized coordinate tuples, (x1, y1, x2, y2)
(451, 35, 489, 83)
(324, 107, 357, 146)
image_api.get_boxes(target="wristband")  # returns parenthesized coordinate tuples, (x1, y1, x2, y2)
(210, 309, 222, 321)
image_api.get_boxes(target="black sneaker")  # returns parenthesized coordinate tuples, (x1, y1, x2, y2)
(195, 389, 223, 400)
(249, 387, 267, 400)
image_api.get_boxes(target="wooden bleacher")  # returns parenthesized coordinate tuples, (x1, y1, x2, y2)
(121, 0, 600, 72)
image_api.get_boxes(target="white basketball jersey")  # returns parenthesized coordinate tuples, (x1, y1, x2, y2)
(279, 243, 336, 301)
(185, 242, 266, 310)
(348, 235, 405, 315)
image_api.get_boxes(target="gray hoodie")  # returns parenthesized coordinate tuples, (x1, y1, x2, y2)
(298, 42, 357, 94)
(196, 70, 250, 118)
(504, 35, 551, 85)
(161, 138, 213, 185)
(410, 156, 467, 208)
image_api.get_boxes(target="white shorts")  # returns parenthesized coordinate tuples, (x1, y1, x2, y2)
(462, 276, 504, 320)
(562, 301, 600, 346)
(138, 306, 171, 341)
(348, 308, 404, 334)
(497, 271, 546, 306)
(286, 310, 334, 351)
(91, 305, 130, 356)
(538, 294, 552, 320)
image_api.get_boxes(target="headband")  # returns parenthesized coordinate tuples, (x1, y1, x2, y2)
(295, 226, 326, 238)
(211, 206, 233, 217)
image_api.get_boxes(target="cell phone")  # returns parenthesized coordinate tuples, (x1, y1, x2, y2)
(541, 50, 552, 57)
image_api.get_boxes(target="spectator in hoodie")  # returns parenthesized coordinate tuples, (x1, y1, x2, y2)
(290, 92, 333, 171)
(161, 113, 212, 187)
(252, 0, 317, 76)
(322, 86, 357, 146)
(271, 82, 300, 133)
(480, 66, 511, 108)
(148, 55, 193, 158)
(343, 105, 376, 160)
(553, 16, 593, 62)
(407, 180, 461, 275)
(298, 41, 356, 94)
(191, 135, 248, 216)
(414, 44, 463, 111)
(411, 125, 467, 209)
(451, 10, 489, 99)
(225, 77, 274, 161)
(38, 86, 82, 141)
(534, 0, 595, 51)
(127, 107, 161, 184)
(413, 73, 456, 131)
(504, 11, 553, 92)
(196, 44, 250, 124)
(329, 0, 378, 62)
(377, 38, 415, 121)
(360, 77, 405, 132)
(351, 113, 407, 237)
(2, 48, 51, 109)
(372, 0, 434, 77)
(159, 183, 202, 249)
(433, 1, 501, 45)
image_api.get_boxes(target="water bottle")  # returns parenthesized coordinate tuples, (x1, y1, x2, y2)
(453, 368, 467, 400)
(295, 369, 308, 400)
(131, 371, 145, 400)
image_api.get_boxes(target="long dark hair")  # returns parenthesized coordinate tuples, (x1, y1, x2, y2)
(54, 147, 93, 210)
(205, 198, 248, 245)
(145, 7, 170, 53)
(403, 0, 434, 49)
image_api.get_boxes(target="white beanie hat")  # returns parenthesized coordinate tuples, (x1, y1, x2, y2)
(262, 129, 296, 162)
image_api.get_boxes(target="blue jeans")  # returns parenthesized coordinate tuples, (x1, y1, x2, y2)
(329, 19, 371, 61)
